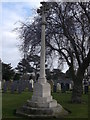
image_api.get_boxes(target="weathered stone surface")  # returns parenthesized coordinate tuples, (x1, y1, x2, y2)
(16, 80, 68, 118)
(31, 96, 52, 103)
(26, 99, 57, 108)
(16, 104, 68, 118)
(32, 82, 51, 97)
(30, 81, 57, 108)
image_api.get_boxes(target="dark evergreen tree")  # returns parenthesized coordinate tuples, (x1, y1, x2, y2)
(16, 58, 33, 75)
(13, 73, 21, 80)
(2, 63, 15, 81)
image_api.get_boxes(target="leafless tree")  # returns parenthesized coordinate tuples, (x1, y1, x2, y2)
(16, 2, 90, 103)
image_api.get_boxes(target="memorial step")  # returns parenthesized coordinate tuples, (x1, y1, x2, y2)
(26, 99, 57, 108)
(16, 104, 66, 118)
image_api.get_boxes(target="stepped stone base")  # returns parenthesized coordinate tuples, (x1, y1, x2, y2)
(16, 81, 68, 118)
(27, 99, 57, 108)
(16, 104, 68, 118)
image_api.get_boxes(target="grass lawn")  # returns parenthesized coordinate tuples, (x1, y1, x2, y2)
(52, 92, 88, 118)
(2, 91, 89, 119)
(0, 90, 2, 120)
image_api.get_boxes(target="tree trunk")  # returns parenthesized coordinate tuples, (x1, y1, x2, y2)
(71, 78, 83, 103)
(70, 49, 90, 103)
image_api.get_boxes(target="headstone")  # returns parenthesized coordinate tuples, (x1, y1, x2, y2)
(69, 83, 72, 90)
(10, 81, 17, 93)
(3, 81, 7, 93)
(24, 80, 29, 90)
(57, 83, 61, 92)
(21, 80, 26, 91)
(11, 83, 14, 93)
(53, 84, 57, 92)
(65, 83, 69, 91)
(89, 79, 90, 85)
(61, 83, 66, 93)
(84, 80, 89, 94)
(48, 80, 54, 92)
(6, 81, 10, 90)
(29, 79, 34, 88)
(17, 80, 22, 94)
(14, 81, 17, 90)
(28, 83, 32, 91)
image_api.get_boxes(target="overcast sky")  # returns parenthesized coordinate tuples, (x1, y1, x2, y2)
(0, 0, 44, 68)
(0, 0, 69, 73)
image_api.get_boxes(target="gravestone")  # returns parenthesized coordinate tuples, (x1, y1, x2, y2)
(10, 81, 17, 93)
(61, 83, 66, 93)
(28, 83, 32, 91)
(48, 80, 54, 92)
(15, 81, 18, 91)
(69, 83, 72, 90)
(29, 79, 34, 89)
(53, 84, 57, 92)
(65, 83, 69, 91)
(57, 83, 61, 92)
(3, 81, 7, 93)
(17, 80, 22, 94)
(21, 80, 26, 91)
(84, 80, 89, 94)
(11, 81, 15, 93)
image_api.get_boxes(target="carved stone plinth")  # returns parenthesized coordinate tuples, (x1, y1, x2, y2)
(29, 82, 57, 108)
(16, 81, 68, 118)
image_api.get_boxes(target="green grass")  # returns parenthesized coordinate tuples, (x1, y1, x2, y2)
(2, 91, 88, 119)
(2, 91, 33, 118)
(0, 90, 2, 120)
(52, 92, 88, 118)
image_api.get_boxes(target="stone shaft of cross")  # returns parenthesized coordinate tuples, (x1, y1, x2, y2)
(38, 2, 49, 83)
(39, 11, 46, 79)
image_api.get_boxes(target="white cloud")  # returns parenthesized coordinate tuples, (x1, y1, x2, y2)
(0, 0, 69, 70)
(1, 1, 43, 68)
(1, 0, 42, 7)
(0, 2, 2, 59)
(1, 0, 89, 3)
